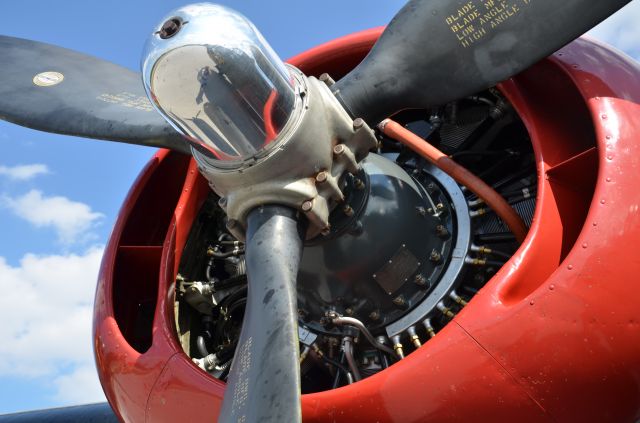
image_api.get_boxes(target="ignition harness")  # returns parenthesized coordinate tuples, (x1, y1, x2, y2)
(378, 119, 528, 243)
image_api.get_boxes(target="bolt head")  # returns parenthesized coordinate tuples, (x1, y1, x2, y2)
(430, 250, 442, 262)
(315, 171, 328, 183)
(333, 144, 345, 155)
(414, 274, 427, 286)
(301, 200, 313, 212)
(393, 296, 406, 307)
(353, 118, 365, 130)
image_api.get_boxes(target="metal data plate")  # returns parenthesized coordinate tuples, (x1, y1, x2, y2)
(374, 244, 420, 295)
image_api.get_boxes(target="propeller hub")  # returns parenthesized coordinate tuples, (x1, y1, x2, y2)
(141, 3, 377, 239)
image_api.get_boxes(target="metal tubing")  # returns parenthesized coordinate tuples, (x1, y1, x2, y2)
(343, 336, 362, 381)
(329, 314, 397, 357)
(196, 335, 209, 357)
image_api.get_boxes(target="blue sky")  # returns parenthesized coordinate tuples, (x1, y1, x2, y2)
(0, 0, 638, 415)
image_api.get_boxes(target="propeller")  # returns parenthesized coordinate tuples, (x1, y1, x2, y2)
(220, 205, 306, 422)
(333, 0, 632, 124)
(0, 36, 190, 154)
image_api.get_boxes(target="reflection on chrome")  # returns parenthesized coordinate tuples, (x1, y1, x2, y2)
(142, 3, 299, 162)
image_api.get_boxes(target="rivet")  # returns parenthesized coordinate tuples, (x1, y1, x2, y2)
(567, 264, 573, 270)
(600, 199, 606, 204)
(582, 243, 588, 249)
(606, 177, 612, 182)
(601, 114, 608, 120)
(549, 284, 555, 291)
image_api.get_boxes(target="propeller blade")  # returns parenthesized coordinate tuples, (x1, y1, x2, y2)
(333, 0, 631, 124)
(0, 36, 190, 154)
(219, 205, 305, 423)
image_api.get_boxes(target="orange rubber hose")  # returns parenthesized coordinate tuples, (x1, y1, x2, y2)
(379, 119, 528, 244)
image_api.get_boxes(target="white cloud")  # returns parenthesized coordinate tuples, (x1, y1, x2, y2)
(52, 364, 106, 404)
(0, 164, 49, 181)
(0, 247, 106, 405)
(2, 190, 104, 245)
(588, 2, 640, 60)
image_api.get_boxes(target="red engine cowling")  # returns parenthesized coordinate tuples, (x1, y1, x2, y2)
(94, 28, 640, 422)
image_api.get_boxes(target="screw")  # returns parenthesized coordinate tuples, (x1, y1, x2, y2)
(414, 274, 427, 287)
(301, 200, 313, 212)
(416, 206, 427, 216)
(333, 144, 345, 155)
(218, 197, 227, 208)
(353, 118, 365, 130)
(430, 249, 442, 262)
(159, 18, 182, 39)
(343, 205, 354, 217)
(315, 171, 328, 183)
(345, 308, 354, 316)
(369, 310, 380, 321)
(436, 203, 444, 211)
(354, 178, 365, 190)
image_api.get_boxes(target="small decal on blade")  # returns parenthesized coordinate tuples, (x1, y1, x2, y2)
(33, 71, 64, 87)
(96, 92, 155, 111)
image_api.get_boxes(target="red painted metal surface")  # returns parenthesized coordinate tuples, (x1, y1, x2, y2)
(94, 28, 640, 422)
